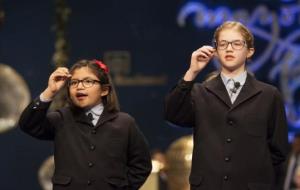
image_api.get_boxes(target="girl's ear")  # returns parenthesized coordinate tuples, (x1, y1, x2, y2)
(247, 48, 255, 59)
(100, 85, 110, 97)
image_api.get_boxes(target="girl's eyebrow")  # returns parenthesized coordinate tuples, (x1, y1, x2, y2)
(71, 77, 98, 80)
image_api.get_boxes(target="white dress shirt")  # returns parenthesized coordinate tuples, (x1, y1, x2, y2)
(220, 71, 247, 104)
(86, 103, 104, 126)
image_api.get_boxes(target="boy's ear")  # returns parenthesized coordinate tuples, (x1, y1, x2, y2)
(247, 48, 255, 58)
(100, 85, 110, 97)
(214, 50, 219, 58)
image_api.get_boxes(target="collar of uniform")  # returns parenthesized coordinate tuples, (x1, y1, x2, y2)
(204, 73, 262, 109)
(220, 70, 247, 86)
(86, 103, 104, 116)
(71, 105, 118, 126)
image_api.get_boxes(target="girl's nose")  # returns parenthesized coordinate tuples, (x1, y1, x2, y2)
(77, 81, 85, 89)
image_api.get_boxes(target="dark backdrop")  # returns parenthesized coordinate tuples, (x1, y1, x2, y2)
(0, 0, 298, 189)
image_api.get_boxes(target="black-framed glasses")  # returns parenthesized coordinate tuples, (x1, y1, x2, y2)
(69, 79, 101, 88)
(215, 40, 246, 50)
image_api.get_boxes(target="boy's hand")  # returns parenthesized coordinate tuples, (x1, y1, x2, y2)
(184, 46, 215, 81)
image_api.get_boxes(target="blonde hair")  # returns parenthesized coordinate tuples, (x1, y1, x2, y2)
(213, 21, 254, 49)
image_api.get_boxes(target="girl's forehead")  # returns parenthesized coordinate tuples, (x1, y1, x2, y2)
(218, 29, 244, 40)
(71, 67, 98, 78)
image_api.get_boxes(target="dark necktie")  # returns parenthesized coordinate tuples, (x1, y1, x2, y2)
(227, 79, 235, 97)
(87, 113, 94, 123)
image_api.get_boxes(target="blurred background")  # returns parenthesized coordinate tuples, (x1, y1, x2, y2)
(0, 0, 300, 189)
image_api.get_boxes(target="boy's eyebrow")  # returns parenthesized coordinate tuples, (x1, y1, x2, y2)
(218, 39, 244, 41)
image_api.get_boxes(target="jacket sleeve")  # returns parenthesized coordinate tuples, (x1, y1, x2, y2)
(18, 98, 59, 140)
(164, 79, 195, 128)
(126, 119, 152, 190)
(267, 88, 289, 189)
(268, 88, 289, 165)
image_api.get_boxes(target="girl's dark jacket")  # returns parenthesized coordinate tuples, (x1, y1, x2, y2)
(19, 98, 152, 190)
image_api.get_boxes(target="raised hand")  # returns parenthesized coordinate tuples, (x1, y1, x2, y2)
(184, 46, 215, 81)
(42, 67, 72, 100)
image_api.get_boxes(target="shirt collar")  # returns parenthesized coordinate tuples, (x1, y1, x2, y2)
(220, 71, 247, 86)
(87, 103, 104, 116)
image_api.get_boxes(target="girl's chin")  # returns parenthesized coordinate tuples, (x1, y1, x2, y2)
(73, 101, 89, 108)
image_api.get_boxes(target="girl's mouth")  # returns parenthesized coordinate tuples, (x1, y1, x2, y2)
(75, 92, 88, 100)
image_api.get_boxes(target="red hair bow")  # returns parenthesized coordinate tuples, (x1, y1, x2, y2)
(93, 59, 109, 74)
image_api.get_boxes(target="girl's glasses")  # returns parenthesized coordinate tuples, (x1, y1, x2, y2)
(69, 79, 101, 88)
(215, 40, 246, 50)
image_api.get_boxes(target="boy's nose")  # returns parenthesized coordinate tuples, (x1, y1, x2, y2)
(227, 43, 234, 50)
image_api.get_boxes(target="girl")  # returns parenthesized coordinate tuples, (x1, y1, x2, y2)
(165, 21, 288, 190)
(19, 59, 152, 190)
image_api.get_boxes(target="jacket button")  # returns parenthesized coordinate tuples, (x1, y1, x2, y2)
(90, 145, 95, 150)
(88, 162, 94, 167)
(228, 120, 234, 125)
(87, 180, 92, 185)
(223, 175, 229, 180)
(226, 138, 232, 143)
(91, 129, 96, 134)
(224, 157, 231, 162)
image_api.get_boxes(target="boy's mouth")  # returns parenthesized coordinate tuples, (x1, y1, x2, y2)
(225, 54, 234, 58)
(225, 55, 235, 60)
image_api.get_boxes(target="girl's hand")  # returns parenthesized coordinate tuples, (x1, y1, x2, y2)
(184, 46, 215, 81)
(42, 67, 71, 100)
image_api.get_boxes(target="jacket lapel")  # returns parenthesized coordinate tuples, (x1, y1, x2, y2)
(231, 73, 262, 110)
(94, 108, 118, 128)
(204, 73, 262, 109)
(71, 106, 92, 125)
(204, 75, 232, 108)
(71, 106, 118, 128)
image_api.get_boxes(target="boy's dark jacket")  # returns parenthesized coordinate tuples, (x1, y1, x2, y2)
(165, 73, 288, 190)
(19, 99, 152, 190)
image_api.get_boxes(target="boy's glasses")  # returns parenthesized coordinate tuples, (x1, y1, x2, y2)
(69, 79, 101, 88)
(215, 40, 246, 50)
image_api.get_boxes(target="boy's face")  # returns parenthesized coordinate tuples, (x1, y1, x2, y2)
(216, 29, 254, 74)
(69, 67, 109, 109)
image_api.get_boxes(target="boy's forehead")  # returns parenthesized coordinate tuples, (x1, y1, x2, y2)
(218, 29, 244, 41)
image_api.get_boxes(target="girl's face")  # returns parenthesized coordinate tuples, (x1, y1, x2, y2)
(69, 67, 109, 109)
(216, 29, 254, 74)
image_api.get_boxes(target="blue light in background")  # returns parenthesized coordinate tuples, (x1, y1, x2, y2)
(177, 0, 300, 142)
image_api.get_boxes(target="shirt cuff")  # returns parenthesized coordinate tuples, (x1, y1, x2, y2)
(40, 93, 52, 102)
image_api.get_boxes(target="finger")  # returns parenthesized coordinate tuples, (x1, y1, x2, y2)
(51, 72, 70, 82)
(56, 67, 68, 72)
(207, 46, 215, 53)
(199, 45, 214, 52)
(53, 68, 70, 76)
(55, 67, 70, 76)
(196, 54, 211, 62)
(197, 52, 210, 59)
(200, 49, 213, 57)
(195, 49, 214, 61)
(192, 46, 214, 61)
